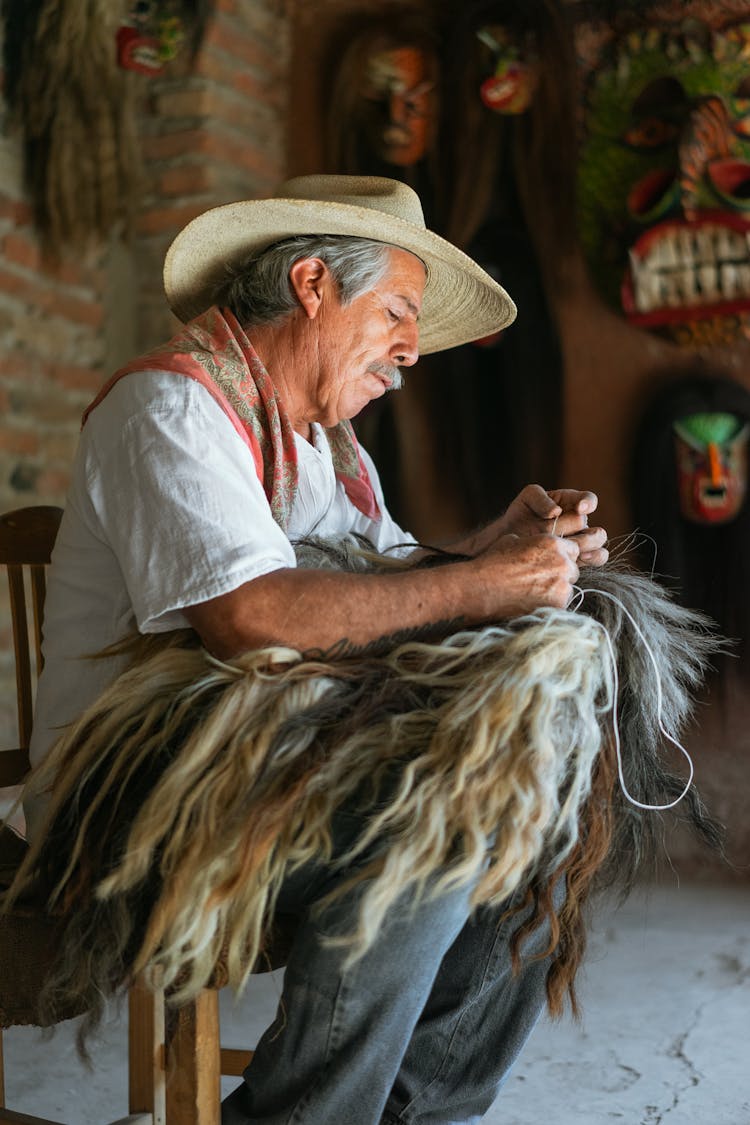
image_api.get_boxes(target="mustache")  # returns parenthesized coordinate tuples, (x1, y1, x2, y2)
(382, 125, 414, 145)
(368, 362, 404, 391)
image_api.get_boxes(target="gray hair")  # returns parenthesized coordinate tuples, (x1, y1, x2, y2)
(218, 234, 404, 328)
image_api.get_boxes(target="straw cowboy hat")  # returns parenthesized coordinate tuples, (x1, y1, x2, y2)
(163, 174, 517, 354)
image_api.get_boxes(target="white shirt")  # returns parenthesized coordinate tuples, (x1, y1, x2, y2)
(26, 371, 415, 838)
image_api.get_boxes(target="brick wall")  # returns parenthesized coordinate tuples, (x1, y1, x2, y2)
(134, 0, 290, 351)
(0, 0, 290, 749)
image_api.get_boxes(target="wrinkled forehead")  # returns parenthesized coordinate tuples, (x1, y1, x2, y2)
(383, 244, 428, 283)
(364, 46, 432, 95)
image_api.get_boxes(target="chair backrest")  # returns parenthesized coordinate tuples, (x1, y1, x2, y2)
(0, 506, 63, 787)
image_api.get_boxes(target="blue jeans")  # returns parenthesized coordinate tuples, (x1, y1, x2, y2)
(221, 803, 554, 1125)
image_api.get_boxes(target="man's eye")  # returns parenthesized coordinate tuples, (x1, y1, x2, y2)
(388, 309, 401, 322)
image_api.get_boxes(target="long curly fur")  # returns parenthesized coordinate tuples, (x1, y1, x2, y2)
(3, 540, 723, 1046)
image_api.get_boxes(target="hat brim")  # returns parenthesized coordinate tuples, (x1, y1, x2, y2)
(163, 198, 517, 355)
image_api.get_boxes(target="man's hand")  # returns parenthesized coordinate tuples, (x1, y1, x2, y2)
(545, 487, 608, 567)
(474, 530, 581, 616)
(186, 484, 605, 660)
(457, 484, 608, 568)
(187, 529, 584, 660)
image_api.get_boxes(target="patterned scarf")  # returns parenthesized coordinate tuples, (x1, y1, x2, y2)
(82, 307, 380, 529)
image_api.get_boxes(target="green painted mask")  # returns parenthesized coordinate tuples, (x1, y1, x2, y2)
(673, 411, 749, 523)
(577, 15, 750, 346)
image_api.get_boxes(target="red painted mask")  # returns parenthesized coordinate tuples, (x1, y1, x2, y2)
(673, 412, 749, 523)
(476, 25, 537, 115)
(577, 11, 750, 347)
(118, 1, 185, 73)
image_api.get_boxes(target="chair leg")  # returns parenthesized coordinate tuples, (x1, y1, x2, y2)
(165, 991, 220, 1125)
(219, 1047, 254, 1077)
(0, 1028, 5, 1108)
(129, 978, 166, 1124)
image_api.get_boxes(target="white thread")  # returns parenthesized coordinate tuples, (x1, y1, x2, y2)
(570, 585, 695, 811)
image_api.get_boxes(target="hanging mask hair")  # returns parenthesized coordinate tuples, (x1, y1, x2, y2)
(631, 365, 750, 674)
(0, 0, 213, 254)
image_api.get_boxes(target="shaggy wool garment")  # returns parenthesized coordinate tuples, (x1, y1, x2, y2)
(4, 540, 721, 1035)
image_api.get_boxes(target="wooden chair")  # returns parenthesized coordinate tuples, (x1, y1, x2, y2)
(0, 505, 162, 1124)
(0, 505, 290, 1125)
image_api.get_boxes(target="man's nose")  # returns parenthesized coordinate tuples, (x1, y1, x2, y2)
(391, 321, 420, 366)
(389, 91, 409, 127)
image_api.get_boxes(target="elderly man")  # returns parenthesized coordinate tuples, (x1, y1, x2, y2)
(28, 175, 607, 1124)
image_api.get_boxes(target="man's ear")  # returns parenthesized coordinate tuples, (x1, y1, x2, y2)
(288, 257, 330, 320)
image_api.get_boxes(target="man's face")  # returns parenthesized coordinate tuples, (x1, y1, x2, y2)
(310, 247, 424, 426)
(360, 46, 436, 167)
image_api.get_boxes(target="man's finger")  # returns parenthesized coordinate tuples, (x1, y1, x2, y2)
(566, 525, 607, 548)
(580, 547, 610, 567)
(558, 535, 580, 560)
(521, 484, 561, 518)
(548, 488, 599, 515)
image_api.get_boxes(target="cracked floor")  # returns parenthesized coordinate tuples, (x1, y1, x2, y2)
(3, 880, 749, 1124)
(490, 880, 750, 1125)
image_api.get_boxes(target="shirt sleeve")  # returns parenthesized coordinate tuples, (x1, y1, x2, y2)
(85, 374, 296, 633)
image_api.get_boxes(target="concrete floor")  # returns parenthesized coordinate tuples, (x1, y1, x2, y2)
(2, 879, 748, 1125)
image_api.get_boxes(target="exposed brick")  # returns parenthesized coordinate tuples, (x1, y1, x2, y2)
(8, 383, 80, 425)
(34, 467, 71, 498)
(0, 355, 42, 380)
(204, 19, 280, 75)
(158, 164, 217, 197)
(39, 431, 79, 463)
(1, 230, 102, 290)
(186, 84, 275, 134)
(0, 269, 104, 328)
(232, 68, 286, 113)
(0, 198, 33, 225)
(193, 44, 242, 85)
(2, 231, 41, 272)
(0, 207, 104, 281)
(140, 78, 276, 135)
(193, 44, 287, 109)
(157, 129, 282, 182)
(2, 0, 287, 737)
(154, 85, 214, 120)
(48, 363, 106, 394)
(141, 128, 206, 162)
(0, 311, 81, 360)
(52, 292, 105, 329)
(135, 200, 210, 236)
(0, 267, 36, 301)
(48, 248, 107, 291)
(0, 430, 40, 455)
(235, 0, 289, 52)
